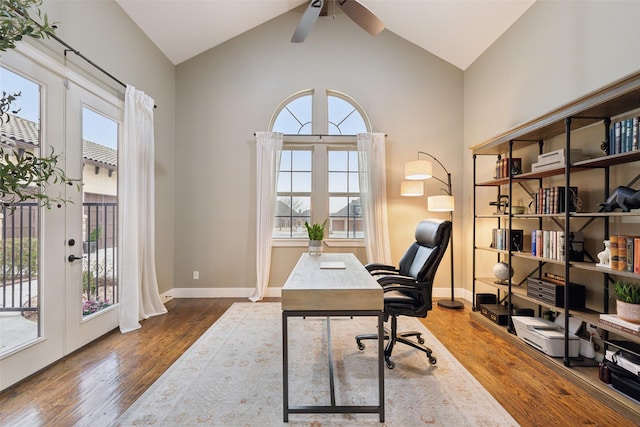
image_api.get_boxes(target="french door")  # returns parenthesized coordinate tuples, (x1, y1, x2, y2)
(0, 46, 122, 390)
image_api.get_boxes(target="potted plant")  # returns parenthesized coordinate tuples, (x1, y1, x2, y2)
(304, 219, 327, 255)
(83, 226, 102, 253)
(613, 280, 640, 324)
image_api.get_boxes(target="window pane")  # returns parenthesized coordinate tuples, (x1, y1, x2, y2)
(349, 173, 360, 193)
(328, 171, 348, 192)
(291, 150, 312, 170)
(291, 172, 311, 192)
(277, 171, 291, 192)
(273, 95, 312, 135)
(328, 95, 367, 135)
(0, 67, 41, 353)
(274, 196, 310, 238)
(328, 150, 348, 171)
(329, 197, 363, 238)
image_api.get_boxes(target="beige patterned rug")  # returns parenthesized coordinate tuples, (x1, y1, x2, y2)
(117, 302, 518, 426)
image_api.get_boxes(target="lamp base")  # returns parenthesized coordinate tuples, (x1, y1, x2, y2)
(437, 299, 464, 310)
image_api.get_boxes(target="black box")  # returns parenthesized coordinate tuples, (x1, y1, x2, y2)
(476, 293, 497, 307)
(479, 304, 509, 326)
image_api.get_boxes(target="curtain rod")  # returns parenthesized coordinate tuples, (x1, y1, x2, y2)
(53, 33, 157, 109)
(35, 26, 158, 108)
(253, 133, 387, 137)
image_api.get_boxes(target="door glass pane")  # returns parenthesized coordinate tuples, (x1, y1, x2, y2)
(81, 107, 118, 317)
(0, 67, 41, 354)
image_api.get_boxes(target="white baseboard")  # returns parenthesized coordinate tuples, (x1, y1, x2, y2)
(160, 287, 471, 303)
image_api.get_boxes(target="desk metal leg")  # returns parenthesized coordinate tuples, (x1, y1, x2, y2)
(282, 311, 289, 423)
(282, 310, 384, 423)
(378, 312, 385, 422)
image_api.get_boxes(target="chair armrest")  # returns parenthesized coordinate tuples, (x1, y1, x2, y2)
(365, 263, 399, 275)
(376, 274, 417, 288)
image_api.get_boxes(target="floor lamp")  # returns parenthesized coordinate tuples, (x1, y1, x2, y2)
(401, 151, 463, 309)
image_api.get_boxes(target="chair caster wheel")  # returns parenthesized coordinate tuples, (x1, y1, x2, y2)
(418, 337, 425, 344)
(429, 356, 437, 365)
(357, 341, 365, 351)
(385, 358, 395, 370)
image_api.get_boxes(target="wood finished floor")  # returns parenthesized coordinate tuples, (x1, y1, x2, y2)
(0, 298, 638, 426)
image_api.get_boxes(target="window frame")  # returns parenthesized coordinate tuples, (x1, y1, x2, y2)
(271, 136, 364, 248)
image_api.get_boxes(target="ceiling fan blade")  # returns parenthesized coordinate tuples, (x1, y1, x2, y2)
(336, 0, 384, 36)
(291, 0, 325, 43)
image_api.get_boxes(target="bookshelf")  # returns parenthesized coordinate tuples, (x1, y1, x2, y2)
(471, 71, 640, 412)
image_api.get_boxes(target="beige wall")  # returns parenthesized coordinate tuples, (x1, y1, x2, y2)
(40, 0, 176, 293)
(463, 1, 640, 296)
(174, 10, 463, 291)
(34, 1, 640, 299)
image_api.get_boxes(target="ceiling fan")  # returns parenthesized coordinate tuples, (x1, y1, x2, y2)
(291, 0, 384, 43)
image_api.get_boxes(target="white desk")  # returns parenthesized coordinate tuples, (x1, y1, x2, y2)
(281, 253, 385, 422)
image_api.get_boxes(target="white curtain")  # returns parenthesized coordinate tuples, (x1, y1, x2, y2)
(119, 85, 167, 333)
(357, 133, 392, 264)
(250, 131, 283, 302)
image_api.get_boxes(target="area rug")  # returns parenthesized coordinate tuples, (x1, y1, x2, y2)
(116, 302, 519, 426)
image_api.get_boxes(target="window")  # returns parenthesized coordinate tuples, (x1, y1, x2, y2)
(274, 149, 312, 238)
(328, 148, 362, 238)
(271, 90, 370, 241)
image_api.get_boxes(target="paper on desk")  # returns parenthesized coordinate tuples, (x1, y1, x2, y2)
(320, 262, 346, 269)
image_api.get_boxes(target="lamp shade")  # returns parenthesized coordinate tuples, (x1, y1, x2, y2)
(400, 180, 424, 196)
(405, 159, 432, 180)
(428, 195, 454, 212)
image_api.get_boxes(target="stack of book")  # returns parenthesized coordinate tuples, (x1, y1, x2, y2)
(533, 186, 578, 214)
(609, 235, 640, 273)
(531, 230, 565, 260)
(599, 313, 640, 337)
(530, 148, 589, 172)
(494, 157, 522, 179)
(609, 117, 640, 155)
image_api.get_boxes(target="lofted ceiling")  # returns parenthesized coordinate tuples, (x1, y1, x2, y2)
(115, 0, 535, 70)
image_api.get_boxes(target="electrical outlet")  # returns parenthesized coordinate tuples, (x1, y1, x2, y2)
(193, 271, 199, 280)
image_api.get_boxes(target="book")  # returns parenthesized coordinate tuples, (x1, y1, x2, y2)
(599, 314, 640, 335)
(618, 235, 627, 271)
(635, 238, 640, 274)
(610, 236, 619, 270)
(557, 231, 565, 261)
(531, 230, 537, 256)
(627, 236, 635, 273)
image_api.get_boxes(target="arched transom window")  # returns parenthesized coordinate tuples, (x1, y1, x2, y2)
(271, 90, 371, 241)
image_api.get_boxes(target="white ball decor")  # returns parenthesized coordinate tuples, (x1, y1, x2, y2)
(493, 262, 514, 283)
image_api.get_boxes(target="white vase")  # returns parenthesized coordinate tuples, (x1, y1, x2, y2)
(616, 300, 640, 324)
(309, 240, 323, 256)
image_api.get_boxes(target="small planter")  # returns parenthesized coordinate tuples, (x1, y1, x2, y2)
(309, 240, 323, 256)
(83, 241, 97, 253)
(616, 300, 640, 324)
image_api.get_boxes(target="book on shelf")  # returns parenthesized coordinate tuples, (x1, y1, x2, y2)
(635, 237, 640, 274)
(533, 186, 578, 214)
(599, 314, 640, 336)
(494, 157, 522, 179)
(618, 235, 628, 272)
(609, 116, 640, 155)
(608, 235, 639, 272)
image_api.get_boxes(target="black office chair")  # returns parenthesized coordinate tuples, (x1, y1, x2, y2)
(356, 218, 452, 369)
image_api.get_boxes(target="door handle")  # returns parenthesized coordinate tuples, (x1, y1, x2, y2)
(68, 254, 86, 262)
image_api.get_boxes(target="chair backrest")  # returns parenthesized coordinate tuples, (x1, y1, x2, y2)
(397, 219, 452, 288)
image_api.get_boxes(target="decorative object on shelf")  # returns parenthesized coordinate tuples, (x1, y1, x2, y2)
(596, 240, 611, 268)
(304, 220, 327, 256)
(511, 205, 525, 215)
(403, 151, 461, 310)
(613, 281, 640, 324)
(490, 194, 509, 215)
(598, 186, 640, 212)
(492, 262, 514, 285)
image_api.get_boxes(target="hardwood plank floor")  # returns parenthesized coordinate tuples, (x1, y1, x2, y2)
(0, 298, 638, 426)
